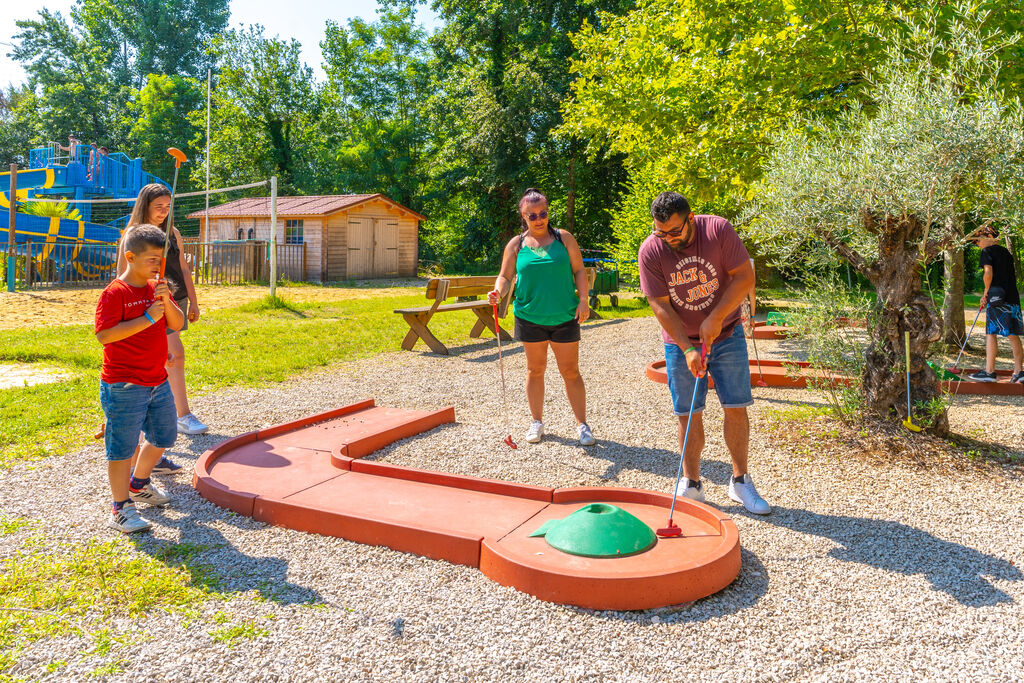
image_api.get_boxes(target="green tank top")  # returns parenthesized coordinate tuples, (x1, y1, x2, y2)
(513, 232, 579, 326)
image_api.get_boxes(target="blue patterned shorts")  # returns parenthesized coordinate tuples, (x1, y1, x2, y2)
(986, 303, 1024, 337)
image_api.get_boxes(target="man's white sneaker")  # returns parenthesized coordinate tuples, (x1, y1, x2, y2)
(177, 413, 209, 435)
(129, 481, 171, 507)
(109, 503, 151, 534)
(525, 421, 544, 443)
(674, 478, 705, 503)
(577, 423, 596, 446)
(728, 474, 771, 515)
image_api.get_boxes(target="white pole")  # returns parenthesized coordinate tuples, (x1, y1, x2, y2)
(204, 68, 211, 237)
(269, 175, 278, 297)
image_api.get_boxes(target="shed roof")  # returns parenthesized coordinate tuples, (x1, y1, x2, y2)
(187, 193, 425, 220)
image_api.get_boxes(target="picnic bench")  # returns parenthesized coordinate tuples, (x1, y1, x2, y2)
(395, 276, 515, 355)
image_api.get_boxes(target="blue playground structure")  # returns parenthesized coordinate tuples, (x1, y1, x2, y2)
(1, 143, 169, 283)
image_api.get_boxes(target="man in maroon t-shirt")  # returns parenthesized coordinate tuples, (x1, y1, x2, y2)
(95, 224, 184, 533)
(639, 191, 770, 514)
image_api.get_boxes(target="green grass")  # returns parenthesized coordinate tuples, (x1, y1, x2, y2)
(209, 619, 270, 647)
(0, 517, 29, 535)
(0, 287, 651, 469)
(0, 537, 216, 675)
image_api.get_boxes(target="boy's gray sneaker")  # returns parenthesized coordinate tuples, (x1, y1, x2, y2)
(109, 503, 151, 534)
(129, 481, 171, 507)
(177, 413, 209, 435)
(1011, 371, 1024, 384)
(728, 474, 771, 515)
(968, 370, 997, 382)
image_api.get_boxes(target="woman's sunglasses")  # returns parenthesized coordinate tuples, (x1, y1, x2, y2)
(526, 210, 548, 221)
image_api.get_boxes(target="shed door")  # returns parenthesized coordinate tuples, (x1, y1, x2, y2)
(348, 218, 374, 278)
(373, 218, 399, 277)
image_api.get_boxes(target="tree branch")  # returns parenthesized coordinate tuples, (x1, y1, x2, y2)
(818, 230, 876, 280)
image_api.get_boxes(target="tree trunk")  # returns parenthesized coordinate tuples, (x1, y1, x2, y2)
(941, 248, 966, 350)
(861, 216, 948, 435)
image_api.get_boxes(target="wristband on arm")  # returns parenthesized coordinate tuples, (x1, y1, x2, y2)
(143, 311, 156, 324)
(683, 345, 696, 354)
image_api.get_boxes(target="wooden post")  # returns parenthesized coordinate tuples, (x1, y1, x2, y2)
(7, 164, 15, 291)
(269, 176, 278, 296)
(24, 239, 32, 287)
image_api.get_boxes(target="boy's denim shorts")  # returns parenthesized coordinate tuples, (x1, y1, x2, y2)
(664, 324, 754, 416)
(99, 380, 177, 461)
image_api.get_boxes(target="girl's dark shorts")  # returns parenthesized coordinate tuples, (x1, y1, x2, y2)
(514, 316, 581, 343)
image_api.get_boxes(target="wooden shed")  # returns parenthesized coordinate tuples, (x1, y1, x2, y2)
(188, 194, 424, 281)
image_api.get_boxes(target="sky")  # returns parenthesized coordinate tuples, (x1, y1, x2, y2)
(0, 0, 441, 87)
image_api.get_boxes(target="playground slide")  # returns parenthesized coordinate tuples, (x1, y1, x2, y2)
(1, 167, 123, 279)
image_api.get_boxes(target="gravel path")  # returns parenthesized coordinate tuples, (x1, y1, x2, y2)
(2, 316, 1023, 681)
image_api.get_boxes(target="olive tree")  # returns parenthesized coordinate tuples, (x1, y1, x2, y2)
(745, 10, 1024, 434)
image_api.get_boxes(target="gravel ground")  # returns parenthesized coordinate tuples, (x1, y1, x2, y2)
(2, 316, 1023, 681)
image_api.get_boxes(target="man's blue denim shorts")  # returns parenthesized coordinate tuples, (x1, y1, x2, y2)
(99, 380, 177, 461)
(664, 324, 754, 415)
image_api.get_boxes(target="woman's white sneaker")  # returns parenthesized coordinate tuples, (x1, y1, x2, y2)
(728, 474, 771, 515)
(525, 421, 544, 443)
(577, 423, 596, 446)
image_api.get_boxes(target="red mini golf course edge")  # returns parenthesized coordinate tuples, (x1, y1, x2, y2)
(194, 399, 742, 611)
(645, 359, 1024, 395)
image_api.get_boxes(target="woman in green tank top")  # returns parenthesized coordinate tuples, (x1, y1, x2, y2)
(488, 188, 596, 446)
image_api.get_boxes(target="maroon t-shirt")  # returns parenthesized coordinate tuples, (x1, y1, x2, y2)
(95, 279, 168, 386)
(638, 215, 750, 346)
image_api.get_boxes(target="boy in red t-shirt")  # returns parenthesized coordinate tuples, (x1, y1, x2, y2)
(95, 224, 184, 533)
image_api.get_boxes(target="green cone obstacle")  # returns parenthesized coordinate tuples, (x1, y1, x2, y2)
(529, 503, 657, 558)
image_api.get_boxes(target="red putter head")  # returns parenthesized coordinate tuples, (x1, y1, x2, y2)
(656, 520, 682, 537)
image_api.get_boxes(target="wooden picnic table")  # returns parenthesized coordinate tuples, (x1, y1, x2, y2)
(394, 276, 514, 355)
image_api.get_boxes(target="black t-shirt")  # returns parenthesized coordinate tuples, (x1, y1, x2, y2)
(162, 230, 188, 301)
(980, 244, 1020, 307)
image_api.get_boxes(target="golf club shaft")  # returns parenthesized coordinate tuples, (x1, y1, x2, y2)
(666, 372, 702, 523)
(493, 304, 510, 436)
(750, 327, 766, 382)
(160, 165, 181, 276)
(951, 305, 983, 371)
(905, 331, 912, 417)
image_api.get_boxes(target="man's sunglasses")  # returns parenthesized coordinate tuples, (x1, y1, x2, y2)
(526, 210, 548, 221)
(652, 217, 690, 239)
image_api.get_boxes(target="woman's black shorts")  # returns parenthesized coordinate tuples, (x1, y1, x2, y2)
(514, 316, 581, 343)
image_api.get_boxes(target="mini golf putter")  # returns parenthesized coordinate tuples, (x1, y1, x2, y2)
(530, 503, 656, 557)
(903, 331, 921, 433)
(658, 343, 708, 538)
(492, 299, 517, 449)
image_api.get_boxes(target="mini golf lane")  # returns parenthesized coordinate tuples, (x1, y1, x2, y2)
(646, 359, 1024, 395)
(194, 399, 741, 611)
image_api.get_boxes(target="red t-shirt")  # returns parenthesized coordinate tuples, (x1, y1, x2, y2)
(95, 279, 168, 386)
(638, 215, 750, 346)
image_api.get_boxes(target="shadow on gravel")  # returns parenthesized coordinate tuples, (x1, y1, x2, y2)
(730, 505, 1022, 607)
(128, 505, 324, 606)
(579, 440, 736, 487)
(574, 547, 769, 623)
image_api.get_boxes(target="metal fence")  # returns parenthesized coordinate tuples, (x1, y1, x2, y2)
(3, 240, 306, 288)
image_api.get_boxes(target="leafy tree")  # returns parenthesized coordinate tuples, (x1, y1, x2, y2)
(744, 9, 1024, 435)
(202, 27, 321, 191)
(425, 0, 633, 266)
(320, 7, 432, 207)
(10, 8, 133, 151)
(0, 85, 36, 166)
(70, 0, 228, 89)
(130, 74, 203, 187)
